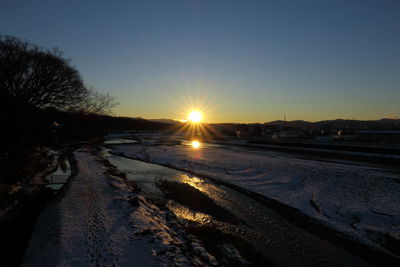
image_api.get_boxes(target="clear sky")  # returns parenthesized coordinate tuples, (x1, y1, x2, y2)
(1, 0, 399, 122)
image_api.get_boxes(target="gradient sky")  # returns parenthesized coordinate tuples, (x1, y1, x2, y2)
(1, 0, 399, 122)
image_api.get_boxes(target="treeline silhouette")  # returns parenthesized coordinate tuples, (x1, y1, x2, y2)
(0, 36, 167, 184)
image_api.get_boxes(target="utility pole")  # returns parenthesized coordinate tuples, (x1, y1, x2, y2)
(284, 114, 286, 128)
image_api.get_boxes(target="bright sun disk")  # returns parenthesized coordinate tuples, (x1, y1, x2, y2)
(188, 110, 202, 123)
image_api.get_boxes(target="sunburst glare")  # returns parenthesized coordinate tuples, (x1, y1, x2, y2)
(167, 89, 222, 140)
(188, 110, 202, 123)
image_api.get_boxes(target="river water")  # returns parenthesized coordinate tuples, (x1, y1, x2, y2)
(45, 156, 71, 191)
(100, 142, 376, 267)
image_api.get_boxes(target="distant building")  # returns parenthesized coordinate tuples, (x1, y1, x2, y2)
(332, 129, 357, 142)
(332, 134, 357, 142)
(357, 130, 400, 144)
(272, 130, 304, 140)
(235, 124, 263, 138)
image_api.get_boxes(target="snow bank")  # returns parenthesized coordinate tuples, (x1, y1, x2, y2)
(112, 143, 400, 257)
(24, 149, 216, 266)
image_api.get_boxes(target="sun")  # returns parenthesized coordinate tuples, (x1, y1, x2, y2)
(188, 110, 202, 123)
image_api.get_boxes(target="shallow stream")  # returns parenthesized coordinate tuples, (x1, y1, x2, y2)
(100, 142, 376, 267)
(45, 156, 71, 191)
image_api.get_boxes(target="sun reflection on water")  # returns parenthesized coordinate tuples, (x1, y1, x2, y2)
(179, 174, 207, 193)
(191, 140, 201, 149)
(167, 201, 212, 224)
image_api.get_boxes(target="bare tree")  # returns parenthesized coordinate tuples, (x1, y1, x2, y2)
(0, 35, 116, 114)
(80, 87, 118, 115)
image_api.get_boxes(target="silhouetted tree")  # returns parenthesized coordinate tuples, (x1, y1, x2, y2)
(0, 35, 116, 115)
(80, 87, 118, 115)
(0, 36, 118, 183)
(0, 36, 88, 111)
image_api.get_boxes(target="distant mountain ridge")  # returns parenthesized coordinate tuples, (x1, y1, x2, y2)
(129, 116, 400, 131)
(265, 118, 400, 131)
(149, 119, 180, 124)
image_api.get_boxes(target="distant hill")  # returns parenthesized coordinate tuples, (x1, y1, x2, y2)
(124, 116, 400, 131)
(265, 118, 400, 131)
(149, 119, 180, 124)
(266, 120, 314, 128)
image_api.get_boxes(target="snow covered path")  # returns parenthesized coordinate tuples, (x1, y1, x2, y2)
(112, 142, 400, 258)
(23, 149, 213, 266)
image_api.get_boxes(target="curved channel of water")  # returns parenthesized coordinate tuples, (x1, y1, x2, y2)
(100, 145, 376, 266)
(45, 156, 71, 191)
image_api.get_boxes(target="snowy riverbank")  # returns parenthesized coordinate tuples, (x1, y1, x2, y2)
(112, 142, 400, 258)
(23, 149, 216, 266)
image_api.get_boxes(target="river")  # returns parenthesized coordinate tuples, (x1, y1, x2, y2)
(100, 141, 377, 267)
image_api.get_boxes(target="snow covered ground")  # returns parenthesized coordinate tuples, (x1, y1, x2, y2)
(23, 149, 217, 266)
(112, 142, 400, 257)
